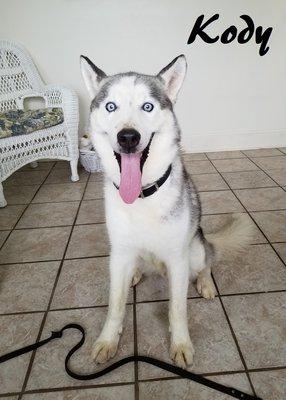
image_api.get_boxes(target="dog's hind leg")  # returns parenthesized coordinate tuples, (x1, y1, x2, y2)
(131, 268, 142, 286)
(92, 248, 136, 363)
(196, 266, 216, 299)
(189, 229, 216, 300)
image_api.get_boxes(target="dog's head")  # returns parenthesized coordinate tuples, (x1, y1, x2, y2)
(80, 55, 187, 204)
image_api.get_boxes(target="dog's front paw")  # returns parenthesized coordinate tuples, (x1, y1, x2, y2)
(170, 340, 195, 369)
(92, 338, 119, 364)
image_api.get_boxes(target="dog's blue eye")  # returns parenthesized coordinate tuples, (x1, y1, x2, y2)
(142, 102, 154, 112)
(105, 102, 117, 112)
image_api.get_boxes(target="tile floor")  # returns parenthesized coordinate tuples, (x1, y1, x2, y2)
(0, 148, 286, 399)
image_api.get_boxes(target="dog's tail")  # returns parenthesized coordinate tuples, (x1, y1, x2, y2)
(204, 214, 253, 261)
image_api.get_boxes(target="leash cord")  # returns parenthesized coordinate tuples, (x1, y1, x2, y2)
(0, 323, 262, 400)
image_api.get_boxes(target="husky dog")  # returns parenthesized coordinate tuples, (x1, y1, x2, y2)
(80, 55, 252, 368)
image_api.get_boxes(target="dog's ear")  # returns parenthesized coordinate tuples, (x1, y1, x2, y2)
(157, 55, 187, 103)
(80, 55, 107, 99)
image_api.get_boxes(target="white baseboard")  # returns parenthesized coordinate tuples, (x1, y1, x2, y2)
(182, 129, 286, 153)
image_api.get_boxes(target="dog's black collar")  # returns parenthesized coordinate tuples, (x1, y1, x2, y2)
(113, 164, 172, 199)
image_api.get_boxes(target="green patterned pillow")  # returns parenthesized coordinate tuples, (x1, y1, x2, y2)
(0, 108, 64, 139)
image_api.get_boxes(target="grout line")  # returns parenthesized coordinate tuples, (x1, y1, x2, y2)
(1, 289, 286, 318)
(12, 221, 105, 231)
(211, 273, 257, 397)
(137, 363, 286, 382)
(16, 381, 134, 396)
(0, 393, 21, 398)
(3, 363, 286, 398)
(6, 206, 286, 234)
(137, 369, 246, 383)
(0, 310, 45, 317)
(133, 286, 139, 400)
(204, 207, 286, 214)
(185, 156, 247, 161)
(201, 185, 279, 191)
(187, 168, 258, 174)
(18, 170, 91, 398)
(0, 254, 110, 267)
(43, 180, 89, 186)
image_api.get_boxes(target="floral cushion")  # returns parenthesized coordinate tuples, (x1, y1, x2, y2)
(0, 108, 64, 139)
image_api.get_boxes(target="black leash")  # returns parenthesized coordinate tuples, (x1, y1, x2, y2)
(0, 323, 262, 399)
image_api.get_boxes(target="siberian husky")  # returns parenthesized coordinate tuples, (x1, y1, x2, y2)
(80, 55, 252, 368)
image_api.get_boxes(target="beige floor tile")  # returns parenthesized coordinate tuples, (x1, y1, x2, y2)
(221, 170, 277, 189)
(0, 230, 9, 247)
(279, 147, 286, 154)
(139, 373, 252, 400)
(23, 385, 135, 399)
(0, 313, 43, 394)
(4, 170, 49, 186)
(201, 213, 267, 244)
(207, 150, 246, 160)
(17, 202, 79, 228)
(53, 160, 73, 170)
(66, 224, 109, 259)
(52, 162, 89, 172)
(234, 187, 286, 211)
(250, 369, 286, 400)
(0, 227, 71, 263)
(251, 211, 286, 242)
(212, 158, 258, 173)
(0, 261, 59, 313)
(83, 180, 104, 200)
(33, 183, 85, 203)
(21, 161, 55, 171)
(184, 160, 216, 174)
(0, 204, 26, 230)
(253, 156, 286, 171)
(182, 152, 207, 161)
(272, 243, 286, 263)
(45, 168, 88, 184)
(76, 199, 105, 224)
(213, 244, 286, 294)
(243, 148, 283, 157)
(3, 185, 40, 205)
(190, 173, 228, 191)
(266, 169, 286, 186)
(200, 191, 244, 214)
(223, 292, 286, 369)
(136, 271, 203, 303)
(27, 307, 134, 389)
(89, 171, 104, 181)
(51, 256, 132, 309)
(137, 299, 243, 380)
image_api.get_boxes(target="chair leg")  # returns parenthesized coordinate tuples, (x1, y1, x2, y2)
(70, 158, 79, 182)
(0, 182, 7, 207)
(30, 161, 38, 169)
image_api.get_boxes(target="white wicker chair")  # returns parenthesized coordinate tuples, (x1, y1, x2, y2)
(0, 40, 79, 207)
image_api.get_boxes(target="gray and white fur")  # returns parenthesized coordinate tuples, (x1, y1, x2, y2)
(80, 54, 253, 368)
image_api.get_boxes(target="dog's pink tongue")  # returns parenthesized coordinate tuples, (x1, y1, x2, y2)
(119, 153, 142, 204)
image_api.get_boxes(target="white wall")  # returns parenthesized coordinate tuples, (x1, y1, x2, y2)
(1, 0, 285, 152)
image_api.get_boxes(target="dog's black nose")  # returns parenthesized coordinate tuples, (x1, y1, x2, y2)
(117, 129, 141, 152)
